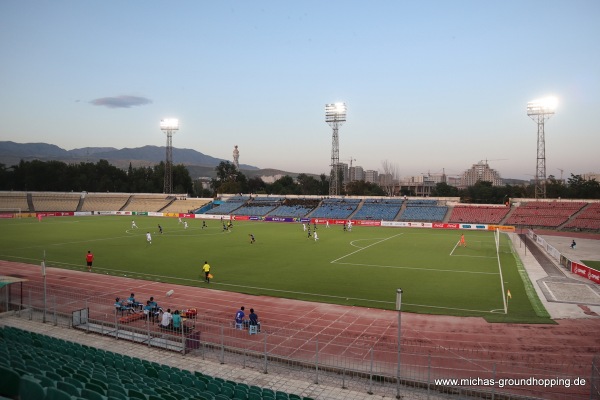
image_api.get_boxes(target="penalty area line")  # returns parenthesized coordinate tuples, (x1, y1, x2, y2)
(331, 233, 403, 264)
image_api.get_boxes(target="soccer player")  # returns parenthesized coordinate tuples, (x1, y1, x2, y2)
(183, 221, 188, 229)
(86, 250, 94, 272)
(178, 217, 182, 224)
(131, 220, 138, 229)
(303, 223, 307, 232)
(347, 220, 353, 232)
(314, 231, 319, 242)
(202, 221, 207, 229)
(326, 220, 330, 228)
(146, 232, 152, 244)
(570, 240, 576, 249)
(158, 224, 163, 234)
(202, 261, 211, 283)
(249, 234, 255, 244)
(459, 233, 466, 247)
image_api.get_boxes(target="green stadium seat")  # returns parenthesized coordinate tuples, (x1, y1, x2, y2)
(57, 380, 81, 397)
(80, 387, 108, 400)
(45, 370, 63, 382)
(45, 387, 74, 400)
(207, 382, 221, 395)
(275, 391, 289, 400)
(85, 382, 107, 396)
(127, 388, 147, 400)
(0, 365, 21, 398)
(233, 388, 248, 400)
(247, 393, 262, 400)
(33, 373, 55, 388)
(109, 390, 129, 400)
(19, 374, 46, 400)
(215, 394, 231, 400)
(89, 378, 108, 391)
(288, 395, 301, 400)
(64, 376, 85, 390)
(220, 386, 234, 398)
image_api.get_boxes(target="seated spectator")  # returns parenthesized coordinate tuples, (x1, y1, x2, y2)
(234, 306, 245, 329)
(149, 296, 161, 313)
(160, 308, 173, 329)
(249, 308, 260, 332)
(114, 297, 133, 315)
(127, 293, 142, 311)
(172, 310, 181, 331)
(143, 300, 160, 321)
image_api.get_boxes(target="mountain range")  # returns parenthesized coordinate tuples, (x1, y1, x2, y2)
(0, 141, 290, 179)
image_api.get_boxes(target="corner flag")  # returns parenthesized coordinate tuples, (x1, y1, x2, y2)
(507, 290, 512, 299)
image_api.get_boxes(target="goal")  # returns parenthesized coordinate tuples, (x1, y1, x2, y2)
(0, 208, 22, 219)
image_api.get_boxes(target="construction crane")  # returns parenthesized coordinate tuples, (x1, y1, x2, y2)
(557, 168, 564, 181)
(346, 157, 356, 168)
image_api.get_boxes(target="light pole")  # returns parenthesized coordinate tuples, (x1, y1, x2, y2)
(396, 288, 403, 398)
(160, 118, 180, 194)
(325, 103, 347, 196)
(527, 97, 557, 199)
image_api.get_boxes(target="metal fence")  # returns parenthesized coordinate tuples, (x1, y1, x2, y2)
(0, 281, 595, 400)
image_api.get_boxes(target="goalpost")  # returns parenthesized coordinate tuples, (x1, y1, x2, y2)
(495, 228, 508, 313)
(0, 208, 21, 219)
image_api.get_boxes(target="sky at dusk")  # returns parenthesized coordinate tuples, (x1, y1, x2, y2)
(1, 1, 598, 180)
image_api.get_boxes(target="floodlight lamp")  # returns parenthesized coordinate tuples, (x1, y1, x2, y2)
(325, 102, 347, 123)
(160, 118, 179, 131)
(527, 96, 558, 116)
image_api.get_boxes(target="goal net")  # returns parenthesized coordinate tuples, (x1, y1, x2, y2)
(0, 208, 22, 219)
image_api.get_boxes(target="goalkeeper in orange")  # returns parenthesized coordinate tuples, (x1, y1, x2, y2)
(459, 233, 466, 247)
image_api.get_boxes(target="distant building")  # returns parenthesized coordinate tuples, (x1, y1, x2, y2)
(459, 161, 503, 188)
(364, 170, 378, 183)
(349, 166, 364, 182)
(582, 172, 600, 182)
(337, 163, 349, 183)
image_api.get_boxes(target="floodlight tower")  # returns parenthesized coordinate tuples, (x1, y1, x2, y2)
(160, 118, 179, 194)
(325, 102, 347, 196)
(527, 97, 557, 199)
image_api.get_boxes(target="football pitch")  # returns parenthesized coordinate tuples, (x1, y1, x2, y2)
(0, 216, 551, 323)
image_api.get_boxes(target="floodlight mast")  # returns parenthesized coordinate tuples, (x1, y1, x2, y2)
(160, 118, 179, 194)
(325, 103, 347, 196)
(527, 97, 557, 199)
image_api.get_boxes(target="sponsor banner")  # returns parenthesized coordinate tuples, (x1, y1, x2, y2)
(312, 218, 333, 225)
(406, 222, 432, 228)
(199, 214, 229, 220)
(179, 213, 195, 219)
(298, 218, 311, 223)
(432, 223, 461, 230)
(235, 215, 250, 221)
(163, 213, 179, 218)
(571, 262, 600, 284)
(460, 224, 488, 230)
(355, 220, 381, 226)
(264, 217, 295, 223)
(488, 225, 515, 232)
(249, 216, 263, 221)
(115, 211, 133, 216)
(332, 219, 349, 225)
(74, 212, 93, 217)
(381, 221, 409, 227)
(147, 212, 163, 217)
(36, 212, 74, 218)
(137, 212, 148, 216)
(0, 214, 14, 219)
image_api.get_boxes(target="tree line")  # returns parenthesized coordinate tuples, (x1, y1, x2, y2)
(1, 159, 598, 202)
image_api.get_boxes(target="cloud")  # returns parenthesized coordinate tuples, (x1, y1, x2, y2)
(90, 95, 152, 109)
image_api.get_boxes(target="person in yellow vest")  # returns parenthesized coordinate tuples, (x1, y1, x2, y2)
(202, 261, 211, 283)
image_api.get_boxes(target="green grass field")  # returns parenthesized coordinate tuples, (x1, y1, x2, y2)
(0, 216, 552, 323)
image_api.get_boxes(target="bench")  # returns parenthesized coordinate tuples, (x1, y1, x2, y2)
(118, 312, 145, 324)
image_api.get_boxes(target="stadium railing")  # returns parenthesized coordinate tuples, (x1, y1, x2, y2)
(0, 280, 592, 400)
